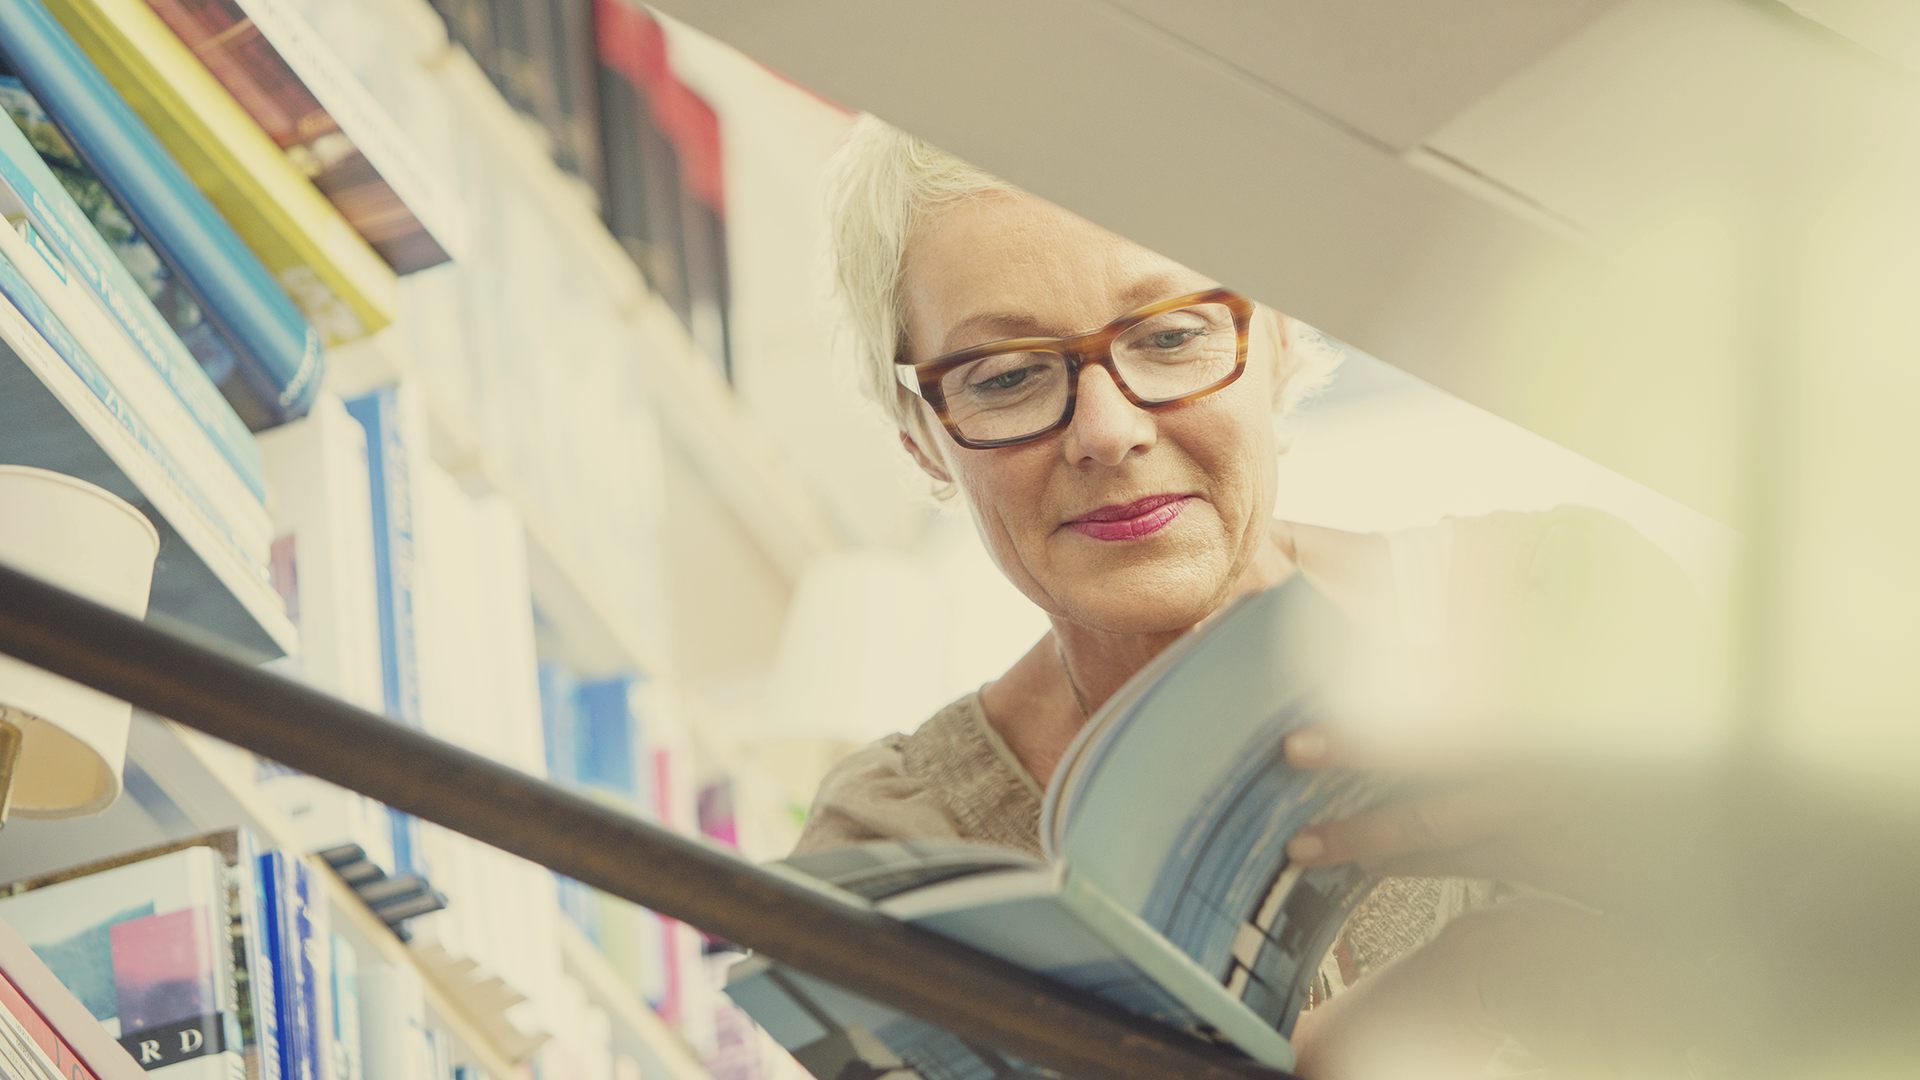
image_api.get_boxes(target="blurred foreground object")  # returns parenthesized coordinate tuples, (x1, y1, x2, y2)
(0, 465, 157, 821)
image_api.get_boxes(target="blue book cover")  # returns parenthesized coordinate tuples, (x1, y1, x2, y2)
(575, 675, 647, 805)
(0, 0, 322, 427)
(344, 387, 425, 878)
(0, 241, 261, 575)
(0, 74, 264, 496)
(256, 852, 320, 1080)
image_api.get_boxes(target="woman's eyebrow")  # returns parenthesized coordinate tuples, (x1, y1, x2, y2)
(942, 312, 1060, 352)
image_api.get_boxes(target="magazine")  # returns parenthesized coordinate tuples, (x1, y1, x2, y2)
(727, 578, 1398, 1078)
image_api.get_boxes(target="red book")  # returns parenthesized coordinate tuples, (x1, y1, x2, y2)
(0, 915, 145, 1080)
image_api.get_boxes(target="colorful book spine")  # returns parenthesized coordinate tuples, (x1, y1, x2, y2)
(0, 0, 322, 425)
(0, 76, 265, 497)
(344, 387, 425, 878)
(255, 853, 323, 1080)
(0, 199, 271, 561)
(0, 968, 106, 1080)
(140, 0, 464, 274)
(39, 0, 396, 343)
(0, 244, 266, 581)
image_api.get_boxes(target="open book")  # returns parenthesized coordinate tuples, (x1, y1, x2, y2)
(727, 578, 1401, 1079)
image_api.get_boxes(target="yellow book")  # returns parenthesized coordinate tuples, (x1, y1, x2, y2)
(44, 0, 397, 344)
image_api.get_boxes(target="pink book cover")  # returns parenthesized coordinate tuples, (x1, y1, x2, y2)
(0, 916, 145, 1080)
(107, 909, 217, 1036)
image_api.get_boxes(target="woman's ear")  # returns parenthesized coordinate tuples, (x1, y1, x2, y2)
(900, 429, 953, 484)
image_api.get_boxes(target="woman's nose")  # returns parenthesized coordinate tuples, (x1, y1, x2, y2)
(1063, 362, 1156, 466)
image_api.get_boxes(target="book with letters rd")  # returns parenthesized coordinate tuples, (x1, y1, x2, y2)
(0, 846, 247, 1080)
(0, 832, 284, 1080)
(727, 578, 1396, 1079)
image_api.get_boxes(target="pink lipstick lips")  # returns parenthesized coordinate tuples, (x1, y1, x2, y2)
(1069, 494, 1192, 541)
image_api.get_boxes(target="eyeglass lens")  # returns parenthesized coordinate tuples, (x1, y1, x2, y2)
(937, 301, 1241, 443)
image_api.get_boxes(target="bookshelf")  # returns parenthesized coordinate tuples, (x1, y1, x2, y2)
(0, 314, 297, 661)
(0, 0, 813, 1075)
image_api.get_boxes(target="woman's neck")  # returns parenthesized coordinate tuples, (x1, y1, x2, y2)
(982, 520, 1301, 787)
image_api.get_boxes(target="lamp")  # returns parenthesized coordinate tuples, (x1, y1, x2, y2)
(0, 465, 159, 823)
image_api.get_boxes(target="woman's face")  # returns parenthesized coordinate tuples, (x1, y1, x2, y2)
(901, 192, 1282, 635)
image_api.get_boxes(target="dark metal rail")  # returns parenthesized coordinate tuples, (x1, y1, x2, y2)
(0, 562, 1290, 1080)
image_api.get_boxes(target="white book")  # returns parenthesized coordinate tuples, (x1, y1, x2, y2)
(0, 185, 271, 563)
(256, 393, 393, 873)
(354, 964, 426, 1080)
(256, 394, 383, 710)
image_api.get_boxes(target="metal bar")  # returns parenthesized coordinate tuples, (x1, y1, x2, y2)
(0, 562, 1290, 1080)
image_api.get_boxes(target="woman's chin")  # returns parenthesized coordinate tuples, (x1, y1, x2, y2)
(1048, 559, 1235, 636)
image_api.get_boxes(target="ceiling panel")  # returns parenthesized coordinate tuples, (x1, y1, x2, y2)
(1094, 0, 1621, 149)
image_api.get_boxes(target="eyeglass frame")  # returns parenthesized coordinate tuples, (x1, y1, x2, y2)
(893, 288, 1257, 450)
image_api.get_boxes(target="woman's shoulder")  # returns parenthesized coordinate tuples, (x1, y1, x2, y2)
(790, 692, 1045, 858)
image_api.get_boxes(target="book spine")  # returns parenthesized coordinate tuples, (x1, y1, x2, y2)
(0, 971, 103, 1080)
(216, 0, 467, 270)
(257, 853, 306, 1080)
(343, 387, 424, 878)
(205, 857, 249, 1080)
(44, 0, 396, 343)
(0, 206, 271, 559)
(0, 979, 78, 1080)
(325, 937, 359, 1080)
(352, 965, 423, 1080)
(229, 832, 282, 1080)
(0, 79, 266, 497)
(0, 244, 266, 580)
(0, 0, 323, 424)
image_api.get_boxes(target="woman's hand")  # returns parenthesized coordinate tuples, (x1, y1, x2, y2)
(1280, 725, 1723, 919)
(1280, 724, 1735, 1079)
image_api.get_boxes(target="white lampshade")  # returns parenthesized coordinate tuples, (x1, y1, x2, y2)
(0, 466, 159, 819)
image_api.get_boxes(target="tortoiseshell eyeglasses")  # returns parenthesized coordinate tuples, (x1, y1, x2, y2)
(894, 289, 1256, 449)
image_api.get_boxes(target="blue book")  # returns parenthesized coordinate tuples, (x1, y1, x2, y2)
(343, 387, 425, 878)
(575, 675, 647, 805)
(0, 75, 264, 497)
(256, 852, 321, 1080)
(0, 241, 260, 575)
(0, 0, 322, 427)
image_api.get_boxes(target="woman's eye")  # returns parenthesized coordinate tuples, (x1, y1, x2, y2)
(1147, 328, 1208, 350)
(972, 367, 1034, 392)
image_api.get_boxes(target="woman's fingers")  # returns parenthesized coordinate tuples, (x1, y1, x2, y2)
(1286, 785, 1521, 870)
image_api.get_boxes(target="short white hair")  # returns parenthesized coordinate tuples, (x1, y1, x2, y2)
(823, 115, 1340, 490)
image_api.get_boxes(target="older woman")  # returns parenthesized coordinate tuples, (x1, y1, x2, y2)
(795, 117, 1705, 1077)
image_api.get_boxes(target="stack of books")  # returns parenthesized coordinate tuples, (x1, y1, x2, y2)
(0, 0, 458, 656)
